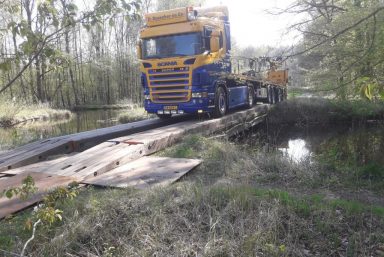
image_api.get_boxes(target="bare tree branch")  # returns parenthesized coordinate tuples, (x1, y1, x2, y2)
(285, 7, 384, 59)
(308, 57, 384, 93)
(0, 8, 104, 94)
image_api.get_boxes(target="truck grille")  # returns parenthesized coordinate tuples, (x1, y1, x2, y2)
(148, 67, 191, 103)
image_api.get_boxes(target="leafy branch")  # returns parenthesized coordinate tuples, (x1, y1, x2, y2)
(1, 176, 80, 256)
(285, 6, 384, 59)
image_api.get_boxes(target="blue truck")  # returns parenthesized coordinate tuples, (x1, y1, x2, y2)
(137, 6, 288, 118)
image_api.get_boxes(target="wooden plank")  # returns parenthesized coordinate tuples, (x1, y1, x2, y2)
(0, 136, 69, 160)
(1, 156, 71, 175)
(1, 105, 269, 183)
(74, 105, 269, 180)
(0, 115, 191, 172)
(0, 172, 77, 219)
(0, 174, 11, 180)
(0, 140, 72, 171)
(83, 157, 202, 189)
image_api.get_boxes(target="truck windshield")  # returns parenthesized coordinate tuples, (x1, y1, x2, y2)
(142, 32, 203, 59)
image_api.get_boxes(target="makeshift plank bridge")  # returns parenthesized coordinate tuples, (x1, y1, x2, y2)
(0, 105, 269, 218)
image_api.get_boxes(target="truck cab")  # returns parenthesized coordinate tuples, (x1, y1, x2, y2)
(137, 6, 288, 118)
(137, 6, 251, 118)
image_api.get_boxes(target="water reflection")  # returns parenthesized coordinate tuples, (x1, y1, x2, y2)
(242, 124, 384, 168)
(278, 138, 311, 162)
(0, 110, 129, 151)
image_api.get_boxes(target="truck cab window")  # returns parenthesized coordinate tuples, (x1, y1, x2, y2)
(145, 39, 157, 57)
(142, 32, 203, 59)
(203, 26, 213, 51)
(219, 31, 223, 48)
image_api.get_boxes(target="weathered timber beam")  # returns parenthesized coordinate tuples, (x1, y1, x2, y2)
(0, 115, 192, 172)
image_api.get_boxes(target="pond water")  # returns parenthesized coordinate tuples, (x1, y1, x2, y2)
(241, 124, 384, 168)
(0, 110, 127, 152)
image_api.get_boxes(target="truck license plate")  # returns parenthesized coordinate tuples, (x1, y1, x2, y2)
(164, 106, 178, 110)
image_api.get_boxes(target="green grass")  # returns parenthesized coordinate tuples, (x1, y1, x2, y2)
(2, 184, 382, 256)
(1, 135, 383, 256)
(72, 104, 137, 111)
(0, 98, 72, 127)
(287, 87, 311, 98)
(268, 98, 384, 126)
(316, 146, 384, 193)
(117, 107, 154, 123)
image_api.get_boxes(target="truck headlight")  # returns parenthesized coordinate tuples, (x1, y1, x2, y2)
(192, 92, 208, 98)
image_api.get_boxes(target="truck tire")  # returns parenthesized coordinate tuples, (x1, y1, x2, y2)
(156, 114, 172, 119)
(278, 88, 283, 102)
(247, 86, 255, 108)
(274, 88, 279, 103)
(268, 86, 275, 104)
(213, 86, 227, 117)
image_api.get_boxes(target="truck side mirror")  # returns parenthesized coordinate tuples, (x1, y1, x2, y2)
(210, 36, 220, 53)
(137, 43, 143, 59)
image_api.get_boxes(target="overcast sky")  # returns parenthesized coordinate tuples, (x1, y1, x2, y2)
(204, 0, 302, 48)
(77, 0, 302, 48)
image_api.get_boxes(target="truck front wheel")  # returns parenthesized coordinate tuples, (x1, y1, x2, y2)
(214, 87, 227, 117)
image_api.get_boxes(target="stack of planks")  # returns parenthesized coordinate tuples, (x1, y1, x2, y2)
(0, 105, 269, 219)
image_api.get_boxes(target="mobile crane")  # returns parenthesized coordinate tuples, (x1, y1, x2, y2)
(137, 6, 288, 118)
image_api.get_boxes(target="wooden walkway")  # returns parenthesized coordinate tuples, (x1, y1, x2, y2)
(0, 115, 190, 172)
(0, 105, 269, 218)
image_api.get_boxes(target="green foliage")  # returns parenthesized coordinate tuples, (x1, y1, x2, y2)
(1, 133, 384, 256)
(0, 0, 143, 105)
(1, 175, 37, 200)
(295, 0, 384, 99)
(314, 126, 384, 192)
(0, 176, 79, 255)
(83, 0, 142, 29)
(1, 176, 79, 226)
(357, 162, 384, 179)
(27, 182, 80, 229)
(0, 59, 12, 71)
(357, 77, 379, 100)
(268, 98, 384, 126)
(43, 182, 79, 206)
